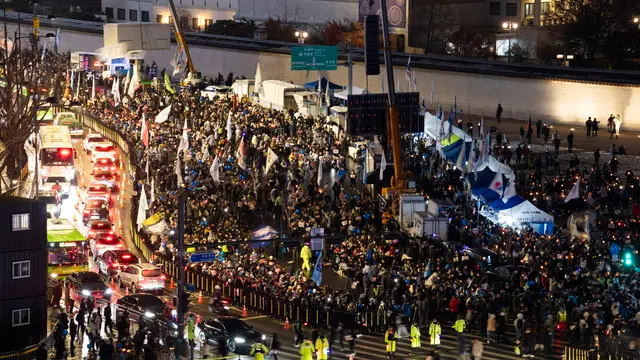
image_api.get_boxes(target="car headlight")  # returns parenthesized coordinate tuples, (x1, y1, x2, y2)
(81, 290, 90, 296)
(261, 335, 266, 340)
(233, 337, 246, 344)
(144, 311, 155, 319)
(105, 288, 113, 295)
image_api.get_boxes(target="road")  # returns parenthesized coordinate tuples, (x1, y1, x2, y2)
(48, 128, 568, 360)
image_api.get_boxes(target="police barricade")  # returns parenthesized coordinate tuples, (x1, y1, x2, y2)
(563, 346, 640, 360)
(60, 105, 387, 332)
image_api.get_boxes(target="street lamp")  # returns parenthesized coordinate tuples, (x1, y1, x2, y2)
(502, 21, 518, 63)
(294, 30, 308, 44)
(634, 16, 639, 29)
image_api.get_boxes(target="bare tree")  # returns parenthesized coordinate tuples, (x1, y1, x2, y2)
(0, 32, 66, 192)
(409, 0, 456, 53)
(275, 0, 300, 23)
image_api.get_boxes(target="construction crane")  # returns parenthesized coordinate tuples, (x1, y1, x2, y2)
(167, 0, 204, 88)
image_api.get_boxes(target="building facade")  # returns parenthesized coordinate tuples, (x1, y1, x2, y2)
(0, 196, 48, 352)
(102, 0, 236, 31)
(235, 0, 358, 24)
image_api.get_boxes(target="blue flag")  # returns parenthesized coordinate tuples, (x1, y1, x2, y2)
(312, 252, 323, 285)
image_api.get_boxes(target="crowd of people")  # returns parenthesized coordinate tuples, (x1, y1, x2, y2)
(53, 66, 640, 360)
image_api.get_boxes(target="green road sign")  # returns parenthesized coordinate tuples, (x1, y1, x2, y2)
(291, 45, 338, 71)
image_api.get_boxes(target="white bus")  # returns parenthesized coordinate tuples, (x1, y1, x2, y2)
(38, 125, 75, 198)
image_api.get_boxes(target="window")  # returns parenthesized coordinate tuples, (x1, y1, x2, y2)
(192, 18, 199, 31)
(12, 308, 30, 327)
(489, 2, 501, 15)
(12, 213, 30, 231)
(506, 3, 518, 16)
(12, 261, 30, 279)
(156, 14, 163, 23)
(117, 8, 126, 20)
(541, 2, 550, 14)
(105, 7, 114, 19)
(525, 3, 533, 16)
(141, 11, 150, 22)
(205, 19, 213, 28)
(180, 16, 189, 29)
(129, 9, 138, 21)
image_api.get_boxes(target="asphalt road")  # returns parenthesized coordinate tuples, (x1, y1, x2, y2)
(48, 128, 569, 360)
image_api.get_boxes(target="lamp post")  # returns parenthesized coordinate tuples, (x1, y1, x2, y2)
(502, 21, 518, 63)
(634, 16, 639, 29)
(294, 30, 308, 44)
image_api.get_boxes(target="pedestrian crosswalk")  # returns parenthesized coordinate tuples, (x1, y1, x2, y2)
(198, 324, 567, 360)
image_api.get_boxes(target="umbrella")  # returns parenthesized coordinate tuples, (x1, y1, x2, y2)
(401, 254, 413, 260)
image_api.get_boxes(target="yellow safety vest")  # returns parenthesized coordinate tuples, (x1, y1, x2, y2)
(249, 343, 269, 360)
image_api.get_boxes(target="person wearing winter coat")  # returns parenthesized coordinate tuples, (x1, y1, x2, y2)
(385, 326, 398, 358)
(410, 322, 421, 353)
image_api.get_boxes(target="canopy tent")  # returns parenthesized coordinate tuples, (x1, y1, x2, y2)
(497, 200, 554, 234)
(304, 77, 345, 91)
(476, 156, 515, 179)
(333, 86, 366, 100)
(471, 187, 502, 202)
(468, 167, 498, 189)
(441, 137, 471, 163)
(423, 112, 471, 143)
(489, 195, 526, 211)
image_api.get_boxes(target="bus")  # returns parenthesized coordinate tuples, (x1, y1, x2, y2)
(38, 125, 75, 199)
(47, 218, 88, 278)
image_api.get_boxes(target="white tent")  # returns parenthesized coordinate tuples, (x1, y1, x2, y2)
(423, 112, 471, 142)
(333, 86, 366, 100)
(498, 200, 553, 224)
(475, 156, 515, 179)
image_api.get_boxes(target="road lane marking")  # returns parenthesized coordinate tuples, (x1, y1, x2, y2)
(242, 315, 268, 321)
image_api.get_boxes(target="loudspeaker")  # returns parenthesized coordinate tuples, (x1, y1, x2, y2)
(364, 15, 380, 76)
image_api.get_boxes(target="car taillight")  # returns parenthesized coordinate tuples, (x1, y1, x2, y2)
(160, 275, 166, 280)
(83, 210, 90, 214)
(121, 255, 131, 259)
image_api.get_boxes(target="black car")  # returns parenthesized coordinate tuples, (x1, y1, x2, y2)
(65, 271, 112, 302)
(116, 294, 169, 330)
(96, 250, 139, 277)
(196, 317, 265, 354)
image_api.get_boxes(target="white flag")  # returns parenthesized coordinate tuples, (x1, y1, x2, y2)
(75, 74, 81, 98)
(175, 156, 183, 186)
(325, 79, 330, 106)
(265, 148, 278, 176)
(112, 77, 121, 104)
(254, 61, 263, 95)
(489, 172, 504, 194)
(136, 187, 148, 231)
(456, 140, 466, 171)
(123, 68, 131, 96)
(155, 104, 171, 123)
(226, 112, 233, 141)
(210, 155, 220, 182)
(150, 177, 155, 205)
(177, 126, 189, 154)
(502, 179, 517, 203)
(565, 179, 580, 203)
(201, 145, 210, 162)
(127, 64, 139, 98)
(317, 157, 323, 186)
(236, 137, 246, 170)
(379, 151, 387, 181)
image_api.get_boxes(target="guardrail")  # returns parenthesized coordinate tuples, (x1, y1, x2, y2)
(564, 346, 640, 360)
(0, 322, 58, 360)
(57, 105, 387, 330)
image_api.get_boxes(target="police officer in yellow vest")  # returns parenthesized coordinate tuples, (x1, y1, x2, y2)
(429, 319, 441, 346)
(299, 338, 315, 360)
(249, 339, 269, 360)
(453, 315, 467, 356)
(410, 321, 421, 354)
(186, 314, 196, 346)
(385, 326, 397, 358)
(301, 244, 312, 272)
(315, 333, 329, 360)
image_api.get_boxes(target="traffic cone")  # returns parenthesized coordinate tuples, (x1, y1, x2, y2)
(196, 315, 201, 325)
(284, 318, 290, 330)
(242, 306, 247, 318)
(125, 286, 129, 295)
(169, 279, 175, 288)
(197, 291, 204, 303)
(110, 277, 115, 286)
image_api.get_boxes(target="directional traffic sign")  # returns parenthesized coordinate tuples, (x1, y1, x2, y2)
(291, 46, 338, 71)
(188, 251, 216, 263)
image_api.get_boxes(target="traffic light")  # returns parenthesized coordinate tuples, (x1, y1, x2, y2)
(624, 251, 633, 266)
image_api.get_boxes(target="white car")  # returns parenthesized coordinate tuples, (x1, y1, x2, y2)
(116, 263, 166, 293)
(84, 134, 105, 153)
(91, 143, 117, 163)
(201, 85, 231, 101)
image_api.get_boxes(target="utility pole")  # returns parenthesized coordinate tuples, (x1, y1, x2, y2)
(347, 41, 353, 95)
(175, 192, 186, 359)
(380, 0, 403, 187)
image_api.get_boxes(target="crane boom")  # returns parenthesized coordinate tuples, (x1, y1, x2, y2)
(167, 0, 196, 74)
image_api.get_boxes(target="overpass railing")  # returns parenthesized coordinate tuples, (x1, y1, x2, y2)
(56, 105, 388, 330)
(0, 322, 58, 360)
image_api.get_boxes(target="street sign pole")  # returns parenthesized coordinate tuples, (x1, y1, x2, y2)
(176, 192, 186, 360)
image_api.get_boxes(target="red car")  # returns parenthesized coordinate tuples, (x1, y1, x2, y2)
(96, 250, 139, 277)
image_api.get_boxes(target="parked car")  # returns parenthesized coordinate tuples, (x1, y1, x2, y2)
(116, 263, 166, 293)
(201, 85, 231, 101)
(116, 294, 170, 330)
(92, 169, 117, 190)
(82, 198, 111, 225)
(91, 143, 118, 163)
(83, 134, 105, 153)
(90, 233, 123, 259)
(86, 219, 114, 240)
(65, 271, 112, 301)
(92, 158, 118, 175)
(85, 182, 112, 203)
(96, 250, 139, 277)
(195, 317, 265, 354)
